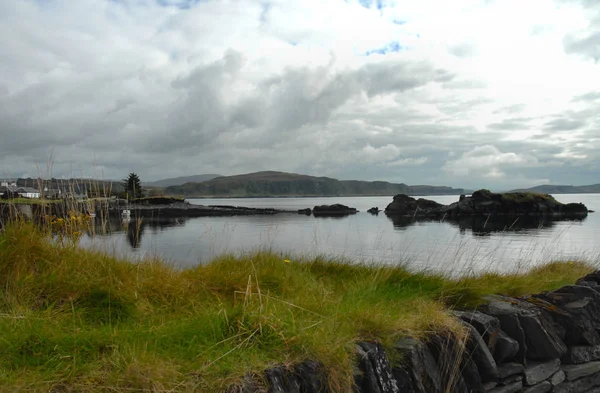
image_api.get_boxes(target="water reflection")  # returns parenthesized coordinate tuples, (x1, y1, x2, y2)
(386, 214, 587, 236)
(88, 217, 189, 248)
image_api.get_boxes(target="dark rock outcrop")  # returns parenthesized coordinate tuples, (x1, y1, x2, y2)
(367, 207, 380, 214)
(384, 190, 588, 219)
(312, 204, 358, 216)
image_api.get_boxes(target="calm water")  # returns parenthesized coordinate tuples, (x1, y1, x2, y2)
(80, 194, 600, 275)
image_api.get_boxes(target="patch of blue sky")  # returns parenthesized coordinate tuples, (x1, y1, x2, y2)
(364, 41, 404, 56)
(358, 0, 385, 10)
(155, 0, 200, 9)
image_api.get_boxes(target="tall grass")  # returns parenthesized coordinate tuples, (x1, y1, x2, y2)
(0, 219, 594, 392)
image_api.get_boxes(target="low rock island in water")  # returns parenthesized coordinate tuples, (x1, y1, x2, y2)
(385, 189, 589, 218)
(91, 190, 591, 220)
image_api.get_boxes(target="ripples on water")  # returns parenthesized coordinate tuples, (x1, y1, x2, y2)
(79, 194, 600, 275)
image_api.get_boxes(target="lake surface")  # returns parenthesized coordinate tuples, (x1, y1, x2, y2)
(80, 194, 600, 275)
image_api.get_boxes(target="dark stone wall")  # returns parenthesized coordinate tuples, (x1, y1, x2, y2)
(227, 272, 600, 392)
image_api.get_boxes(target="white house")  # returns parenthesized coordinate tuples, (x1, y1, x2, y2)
(16, 187, 41, 198)
(0, 181, 41, 198)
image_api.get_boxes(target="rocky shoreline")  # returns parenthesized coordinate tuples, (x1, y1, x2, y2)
(385, 189, 589, 219)
(99, 190, 589, 220)
(3, 190, 588, 221)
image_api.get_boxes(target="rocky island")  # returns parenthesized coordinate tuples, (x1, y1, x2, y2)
(385, 189, 589, 218)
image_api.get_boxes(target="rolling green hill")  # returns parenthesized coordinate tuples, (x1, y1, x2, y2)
(510, 184, 600, 194)
(164, 171, 469, 197)
(142, 174, 222, 188)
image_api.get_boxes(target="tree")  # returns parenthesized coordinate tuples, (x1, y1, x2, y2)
(122, 173, 144, 200)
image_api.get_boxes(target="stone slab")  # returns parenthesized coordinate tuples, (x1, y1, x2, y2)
(564, 345, 600, 364)
(562, 361, 600, 381)
(487, 381, 522, 393)
(497, 363, 524, 379)
(549, 369, 565, 386)
(523, 359, 560, 386)
(522, 380, 551, 393)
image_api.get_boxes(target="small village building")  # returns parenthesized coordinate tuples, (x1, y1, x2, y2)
(0, 181, 41, 198)
(16, 187, 41, 198)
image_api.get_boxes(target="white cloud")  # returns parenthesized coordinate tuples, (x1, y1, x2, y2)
(0, 0, 599, 188)
(443, 145, 539, 179)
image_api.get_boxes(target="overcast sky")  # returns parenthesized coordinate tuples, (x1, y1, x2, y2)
(1, 0, 599, 189)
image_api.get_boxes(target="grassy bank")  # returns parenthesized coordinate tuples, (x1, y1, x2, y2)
(0, 198, 62, 205)
(0, 221, 594, 392)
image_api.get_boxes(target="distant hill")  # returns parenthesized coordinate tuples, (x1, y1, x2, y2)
(510, 184, 600, 194)
(143, 174, 222, 188)
(163, 171, 468, 197)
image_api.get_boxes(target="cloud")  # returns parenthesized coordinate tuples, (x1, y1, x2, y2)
(0, 0, 599, 189)
(562, 1, 600, 61)
(544, 118, 586, 131)
(443, 145, 539, 181)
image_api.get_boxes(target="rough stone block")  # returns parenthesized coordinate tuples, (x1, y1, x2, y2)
(497, 363, 524, 379)
(563, 345, 600, 364)
(523, 359, 560, 386)
(483, 296, 567, 361)
(395, 337, 441, 393)
(494, 331, 520, 363)
(519, 312, 567, 359)
(426, 334, 476, 392)
(552, 372, 600, 393)
(487, 380, 522, 393)
(549, 369, 565, 386)
(454, 310, 501, 349)
(464, 322, 499, 382)
(535, 290, 600, 346)
(483, 299, 529, 364)
(482, 381, 497, 391)
(266, 367, 301, 393)
(295, 360, 329, 393)
(500, 375, 522, 385)
(389, 366, 415, 393)
(355, 342, 400, 393)
(522, 380, 551, 393)
(576, 272, 600, 287)
(562, 361, 600, 381)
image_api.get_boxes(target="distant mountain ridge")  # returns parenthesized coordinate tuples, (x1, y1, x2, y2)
(163, 171, 469, 197)
(509, 184, 600, 194)
(143, 174, 222, 188)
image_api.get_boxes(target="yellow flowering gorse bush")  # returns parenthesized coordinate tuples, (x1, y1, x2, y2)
(49, 211, 91, 245)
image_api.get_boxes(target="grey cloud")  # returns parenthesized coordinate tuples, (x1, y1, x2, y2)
(544, 118, 586, 131)
(357, 61, 454, 97)
(488, 117, 534, 131)
(563, 3, 600, 61)
(572, 91, 600, 102)
(564, 31, 600, 61)
(442, 79, 487, 90)
(449, 43, 477, 58)
(493, 103, 526, 114)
